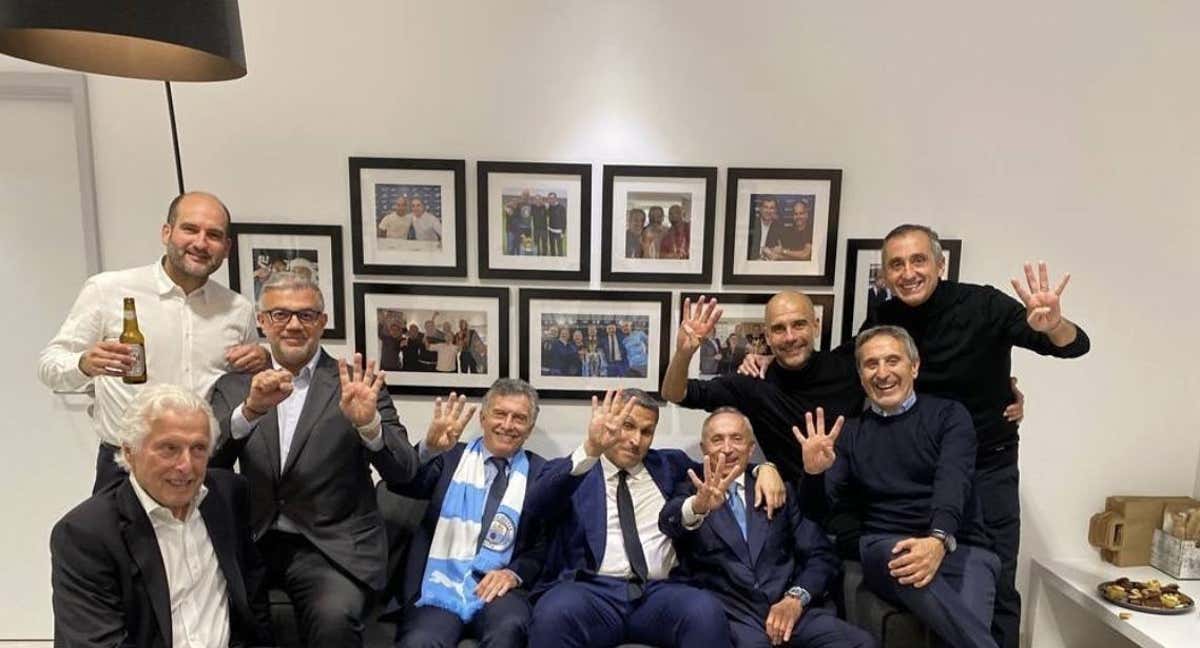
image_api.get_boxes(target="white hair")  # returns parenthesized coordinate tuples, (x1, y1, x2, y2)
(114, 384, 219, 472)
(256, 271, 325, 311)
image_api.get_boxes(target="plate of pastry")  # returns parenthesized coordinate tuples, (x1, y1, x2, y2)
(1098, 577, 1195, 615)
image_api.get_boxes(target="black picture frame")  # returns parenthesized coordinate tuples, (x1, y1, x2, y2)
(477, 161, 592, 281)
(841, 237, 963, 342)
(678, 292, 836, 365)
(600, 164, 718, 284)
(721, 168, 842, 286)
(519, 288, 671, 400)
(354, 283, 509, 396)
(227, 223, 346, 339)
(348, 157, 468, 277)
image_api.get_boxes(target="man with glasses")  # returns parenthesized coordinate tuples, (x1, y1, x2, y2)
(208, 272, 419, 647)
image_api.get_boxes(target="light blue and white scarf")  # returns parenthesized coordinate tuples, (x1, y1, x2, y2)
(416, 436, 529, 621)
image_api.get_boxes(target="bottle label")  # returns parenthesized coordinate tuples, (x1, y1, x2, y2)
(128, 344, 146, 377)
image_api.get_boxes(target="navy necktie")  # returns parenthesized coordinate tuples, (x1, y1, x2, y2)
(616, 470, 649, 583)
(478, 456, 509, 551)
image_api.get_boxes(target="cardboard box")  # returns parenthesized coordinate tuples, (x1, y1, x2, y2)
(1089, 496, 1200, 566)
(1150, 528, 1200, 579)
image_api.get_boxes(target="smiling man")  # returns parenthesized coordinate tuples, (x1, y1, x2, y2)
(208, 272, 418, 647)
(51, 384, 272, 648)
(796, 326, 999, 648)
(387, 379, 550, 648)
(40, 192, 268, 493)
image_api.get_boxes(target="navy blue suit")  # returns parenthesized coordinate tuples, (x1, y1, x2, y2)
(388, 443, 548, 648)
(528, 449, 732, 647)
(662, 476, 874, 648)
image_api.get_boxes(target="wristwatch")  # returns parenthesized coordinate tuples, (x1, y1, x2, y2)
(785, 586, 812, 607)
(930, 529, 957, 554)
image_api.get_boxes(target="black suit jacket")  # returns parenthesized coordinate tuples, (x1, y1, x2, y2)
(388, 443, 549, 606)
(209, 349, 419, 590)
(50, 469, 271, 648)
(660, 475, 840, 625)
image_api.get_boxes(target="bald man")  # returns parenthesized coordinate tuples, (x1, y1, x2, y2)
(40, 192, 268, 493)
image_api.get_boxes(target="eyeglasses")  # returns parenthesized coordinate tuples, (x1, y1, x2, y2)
(263, 309, 322, 325)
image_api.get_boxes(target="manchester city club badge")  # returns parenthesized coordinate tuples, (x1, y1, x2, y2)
(482, 512, 516, 552)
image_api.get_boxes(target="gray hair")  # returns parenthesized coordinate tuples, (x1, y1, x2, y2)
(114, 384, 220, 472)
(256, 271, 325, 312)
(483, 378, 540, 424)
(854, 325, 921, 366)
(701, 406, 756, 444)
(882, 224, 944, 264)
(619, 388, 660, 417)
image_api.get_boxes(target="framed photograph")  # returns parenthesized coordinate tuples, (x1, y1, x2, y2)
(841, 238, 962, 341)
(601, 165, 717, 283)
(519, 289, 671, 400)
(227, 223, 346, 339)
(353, 284, 509, 396)
(722, 168, 841, 285)
(348, 157, 467, 277)
(477, 161, 591, 281)
(677, 292, 834, 379)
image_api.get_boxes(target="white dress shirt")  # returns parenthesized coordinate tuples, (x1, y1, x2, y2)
(229, 350, 383, 532)
(378, 211, 412, 238)
(38, 260, 258, 446)
(409, 212, 443, 241)
(129, 475, 230, 648)
(569, 447, 677, 580)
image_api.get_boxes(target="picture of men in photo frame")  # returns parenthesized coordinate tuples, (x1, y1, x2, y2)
(376, 308, 487, 374)
(252, 248, 320, 300)
(624, 192, 692, 260)
(374, 183, 444, 249)
(501, 187, 569, 257)
(539, 313, 650, 378)
(746, 193, 815, 261)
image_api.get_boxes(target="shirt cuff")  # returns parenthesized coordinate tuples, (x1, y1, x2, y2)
(230, 405, 258, 440)
(417, 441, 446, 464)
(357, 412, 385, 451)
(681, 496, 707, 530)
(569, 444, 599, 476)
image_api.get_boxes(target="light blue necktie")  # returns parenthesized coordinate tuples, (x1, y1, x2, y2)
(727, 482, 747, 539)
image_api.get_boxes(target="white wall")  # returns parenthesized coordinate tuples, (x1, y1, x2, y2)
(5, 0, 1200, 630)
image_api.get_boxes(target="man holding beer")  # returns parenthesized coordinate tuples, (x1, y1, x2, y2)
(39, 191, 268, 493)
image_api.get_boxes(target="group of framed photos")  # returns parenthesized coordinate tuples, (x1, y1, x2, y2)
(222, 156, 962, 400)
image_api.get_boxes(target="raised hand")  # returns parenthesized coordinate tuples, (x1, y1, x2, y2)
(77, 340, 136, 377)
(1010, 261, 1070, 333)
(737, 353, 774, 379)
(425, 392, 476, 453)
(792, 408, 844, 475)
(338, 353, 386, 428)
(677, 295, 723, 354)
(244, 368, 295, 417)
(584, 390, 637, 457)
(686, 453, 739, 515)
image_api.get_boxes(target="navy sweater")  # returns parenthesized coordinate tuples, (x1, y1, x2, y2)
(821, 394, 989, 547)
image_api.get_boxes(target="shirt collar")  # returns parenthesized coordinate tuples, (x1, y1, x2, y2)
(273, 348, 322, 379)
(600, 454, 645, 480)
(129, 471, 209, 523)
(868, 391, 918, 417)
(153, 256, 210, 302)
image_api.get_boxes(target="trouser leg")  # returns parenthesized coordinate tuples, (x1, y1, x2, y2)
(977, 461, 1021, 648)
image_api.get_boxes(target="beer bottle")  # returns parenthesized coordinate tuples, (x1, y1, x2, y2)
(120, 297, 147, 384)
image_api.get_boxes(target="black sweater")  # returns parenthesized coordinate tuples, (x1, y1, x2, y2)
(823, 395, 990, 547)
(867, 280, 1091, 468)
(681, 350, 865, 481)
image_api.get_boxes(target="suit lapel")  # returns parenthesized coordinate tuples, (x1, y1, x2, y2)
(709, 502, 752, 565)
(745, 472, 768, 565)
(200, 485, 248, 623)
(282, 351, 337, 476)
(578, 466, 606, 567)
(116, 481, 173, 648)
(259, 405, 282, 480)
(644, 452, 674, 498)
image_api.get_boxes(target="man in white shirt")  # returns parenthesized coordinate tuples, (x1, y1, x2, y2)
(526, 389, 735, 647)
(408, 197, 443, 242)
(50, 384, 271, 648)
(38, 191, 268, 493)
(378, 196, 413, 239)
(208, 272, 419, 647)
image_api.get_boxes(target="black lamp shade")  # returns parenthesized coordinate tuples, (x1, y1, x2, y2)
(0, 0, 246, 81)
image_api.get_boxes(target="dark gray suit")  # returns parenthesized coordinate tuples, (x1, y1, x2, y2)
(209, 349, 418, 646)
(50, 469, 271, 648)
